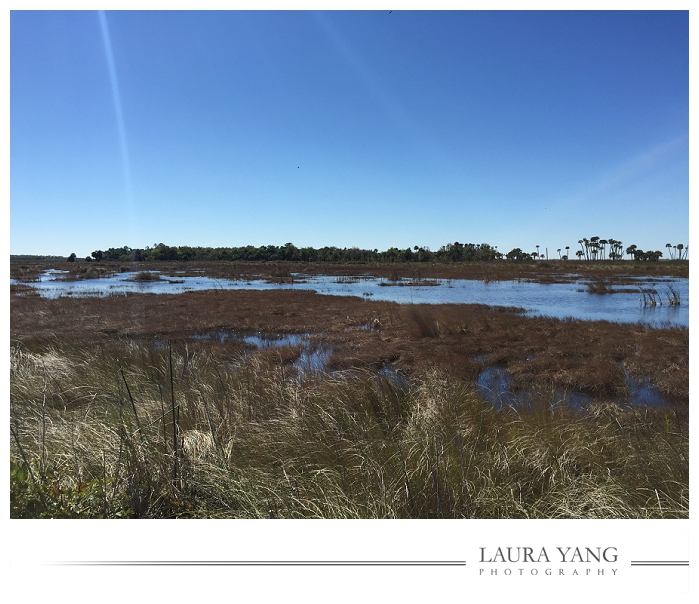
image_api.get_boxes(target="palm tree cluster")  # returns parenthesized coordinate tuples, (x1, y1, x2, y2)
(575, 237, 626, 261)
(626, 243, 687, 262)
(664, 243, 689, 260)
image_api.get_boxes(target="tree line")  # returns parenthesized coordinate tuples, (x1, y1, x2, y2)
(72, 238, 685, 264)
(83, 242, 501, 264)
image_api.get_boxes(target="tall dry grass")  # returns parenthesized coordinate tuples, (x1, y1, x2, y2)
(9, 339, 688, 518)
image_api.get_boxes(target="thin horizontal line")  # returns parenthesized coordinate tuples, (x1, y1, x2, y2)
(49, 561, 467, 567)
(630, 562, 688, 566)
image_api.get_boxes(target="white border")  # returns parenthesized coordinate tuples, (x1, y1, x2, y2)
(5, 4, 692, 603)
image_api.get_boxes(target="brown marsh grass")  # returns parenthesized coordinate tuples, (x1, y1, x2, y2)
(11, 289, 688, 402)
(10, 258, 689, 285)
(9, 285, 688, 518)
(128, 271, 162, 282)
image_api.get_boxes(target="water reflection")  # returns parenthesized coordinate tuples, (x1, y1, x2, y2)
(192, 331, 331, 376)
(11, 270, 689, 328)
(161, 329, 672, 409)
(475, 365, 668, 409)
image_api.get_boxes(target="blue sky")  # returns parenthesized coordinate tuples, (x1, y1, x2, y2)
(10, 9, 689, 258)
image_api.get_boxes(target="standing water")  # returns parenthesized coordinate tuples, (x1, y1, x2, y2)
(11, 270, 689, 328)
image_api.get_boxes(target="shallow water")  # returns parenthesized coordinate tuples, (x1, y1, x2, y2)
(192, 331, 331, 375)
(11, 270, 689, 327)
(476, 365, 669, 409)
(173, 330, 671, 408)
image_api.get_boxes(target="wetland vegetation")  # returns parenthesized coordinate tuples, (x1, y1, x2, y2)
(9, 256, 689, 519)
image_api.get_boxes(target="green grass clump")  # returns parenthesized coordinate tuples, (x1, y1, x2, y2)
(9, 341, 688, 518)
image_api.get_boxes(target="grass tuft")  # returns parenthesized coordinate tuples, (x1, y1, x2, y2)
(10, 340, 688, 518)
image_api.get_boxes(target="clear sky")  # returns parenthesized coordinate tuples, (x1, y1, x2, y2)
(10, 9, 689, 258)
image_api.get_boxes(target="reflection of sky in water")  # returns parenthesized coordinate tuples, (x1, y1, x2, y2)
(11, 271, 689, 328)
(476, 365, 669, 409)
(192, 331, 330, 375)
(188, 332, 672, 408)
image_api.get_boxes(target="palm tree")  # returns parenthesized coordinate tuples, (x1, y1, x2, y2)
(600, 239, 608, 260)
(610, 239, 622, 260)
(536, 245, 540, 260)
(666, 243, 673, 260)
(626, 244, 637, 260)
(580, 239, 590, 262)
(557, 248, 561, 259)
(677, 244, 685, 260)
